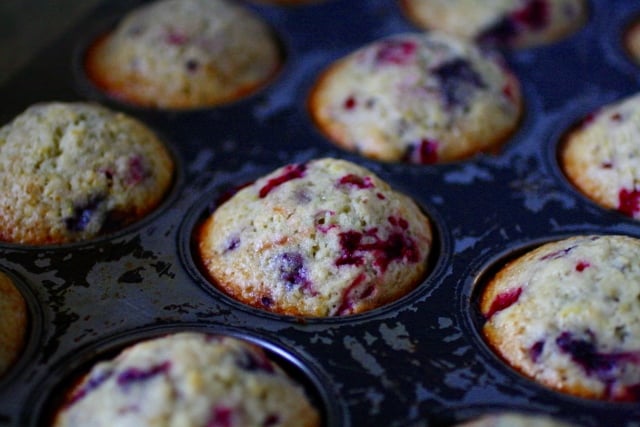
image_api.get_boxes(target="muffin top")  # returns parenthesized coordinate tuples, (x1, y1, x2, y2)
(85, 0, 281, 109)
(561, 93, 640, 220)
(0, 270, 27, 378)
(309, 32, 522, 164)
(481, 235, 640, 401)
(197, 158, 433, 317)
(0, 102, 174, 244)
(400, 0, 588, 49)
(53, 332, 320, 427)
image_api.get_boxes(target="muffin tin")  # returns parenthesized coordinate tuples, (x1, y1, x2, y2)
(1, 0, 640, 425)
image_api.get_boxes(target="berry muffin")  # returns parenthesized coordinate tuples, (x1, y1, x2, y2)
(561, 93, 640, 220)
(197, 158, 433, 317)
(0, 102, 174, 245)
(456, 412, 580, 427)
(308, 32, 522, 164)
(0, 270, 27, 378)
(480, 235, 640, 401)
(399, 0, 588, 49)
(52, 332, 320, 427)
(85, 0, 281, 109)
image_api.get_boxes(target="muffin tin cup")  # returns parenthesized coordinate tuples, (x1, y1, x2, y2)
(25, 323, 344, 427)
(2, 0, 640, 425)
(178, 168, 451, 324)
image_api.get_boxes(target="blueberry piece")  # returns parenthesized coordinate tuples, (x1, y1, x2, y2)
(186, 59, 199, 72)
(65, 194, 105, 232)
(278, 252, 310, 289)
(67, 367, 114, 405)
(117, 361, 171, 387)
(432, 59, 486, 109)
(530, 340, 545, 362)
(225, 235, 240, 252)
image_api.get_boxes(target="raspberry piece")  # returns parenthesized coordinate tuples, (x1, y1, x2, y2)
(337, 174, 374, 189)
(259, 163, 307, 198)
(618, 188, 640, 217)
(512, 0, 549, 29)
(337, 273, 369, 315)
(576, 261, 590, 272)
(263, 414, 280, 426)
(374, 39, 417, 65)
(126, 155, 149, 185)
(208, 406, 233, 427)
(403, 139, 439, 164)
(335, 217, 420, 273)
(619, 384, 640, 402)
(165, 31, 189, 45)
(343, 95, 357, 110)
(485, 286, 522, 319)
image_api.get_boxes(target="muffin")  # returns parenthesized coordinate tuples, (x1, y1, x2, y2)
(561, 93, 640, 220)
(197, 158, 433, 317)
(480, 235, 640, 401)
(52, 332, 320, 427)
(399, 0, 588, 49)
(308, 32, 522, 164)
(456, 412, 580, 427)
(85, 0, 281, 109)
(0, 102, 174, 245)
(0, 270, 27, 378)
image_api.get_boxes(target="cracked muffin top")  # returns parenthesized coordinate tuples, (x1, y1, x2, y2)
(309, 32, 522, 164)
(0, 102, 174, 244)
(197, 157, 433, 317)
(85, 0, 281, 109)
(481, 235, 640, 401)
